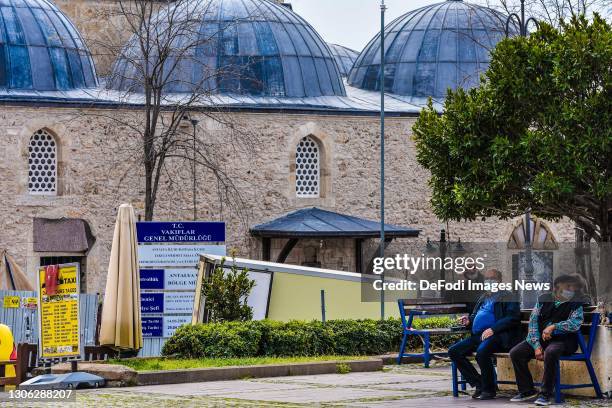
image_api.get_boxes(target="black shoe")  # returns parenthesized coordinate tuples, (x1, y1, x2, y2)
(471, 388, 482, 399)
(477, 392, 496, 400)
(510, 390, 538, 402)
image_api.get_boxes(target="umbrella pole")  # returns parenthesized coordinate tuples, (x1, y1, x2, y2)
(5, 254, 16, 290)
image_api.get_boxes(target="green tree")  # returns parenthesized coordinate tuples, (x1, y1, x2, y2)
(202, 257, 255, 322)
(413, 15, 611, 243)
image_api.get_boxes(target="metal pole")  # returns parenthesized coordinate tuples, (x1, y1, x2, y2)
(520, 0, 525, 36)
(379, 0, 386, 320)
(320, 289, 326, 323)
(191, 119, 199, 221)
(521, 208, 538, 307)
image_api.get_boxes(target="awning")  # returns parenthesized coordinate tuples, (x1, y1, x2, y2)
(33, 218, 95, 252)
(250, 207, 420, 239)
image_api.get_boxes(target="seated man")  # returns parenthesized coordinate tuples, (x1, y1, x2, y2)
(448, 268, 521, 400)
(509, 275, 588, 406)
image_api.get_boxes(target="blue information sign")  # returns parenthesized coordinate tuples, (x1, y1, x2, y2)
(140, 269, 164, 290)
(142, 317, 163, 337)
(136, 222, 225, 243)
(141, 293, 164, 314)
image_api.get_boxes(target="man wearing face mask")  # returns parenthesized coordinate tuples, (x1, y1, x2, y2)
(448, 269, 522, 400)
(509, 275, 588, 406)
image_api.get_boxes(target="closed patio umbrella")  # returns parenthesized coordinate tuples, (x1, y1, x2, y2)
(0, 250, 34, 291)
(99, 204, 142, 351)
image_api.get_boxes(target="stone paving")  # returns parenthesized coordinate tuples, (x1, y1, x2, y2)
(2, 362, 609, 407)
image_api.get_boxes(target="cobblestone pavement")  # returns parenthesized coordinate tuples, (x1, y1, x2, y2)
(2, 363, 609, 407)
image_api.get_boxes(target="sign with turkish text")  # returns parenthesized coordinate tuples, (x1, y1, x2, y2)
(140, 269, 165, 290)
(138, 245, 226, 267)
(163, 292, 195, 314)
(142, 317, 163, 338)
(141, 293, 164, 314)
(139, 268, 199, 291)
(37, 263, 80, 360)
(137, 221, 226, 346)
(163, 315, 192, 338)
(136, 222, 225, 243)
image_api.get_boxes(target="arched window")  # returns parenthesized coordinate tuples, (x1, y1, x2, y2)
(508, 217, 558, 250)
(295, 136, 320, 197)
(28, 129, 57, 195)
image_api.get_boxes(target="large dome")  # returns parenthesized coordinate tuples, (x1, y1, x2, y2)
(348, 0, 514, 99)
(327, 43, 359, 77)
(110, 0, 345, 97)
(0, 0, 97, 91)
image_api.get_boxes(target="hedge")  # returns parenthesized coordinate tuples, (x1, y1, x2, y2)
(162, 317, 466, 359)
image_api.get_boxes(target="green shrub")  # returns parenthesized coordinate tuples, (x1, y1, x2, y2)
(162, 321, 261, 358)
(259, 320, 335, 356)
(162, 317, 461, 359)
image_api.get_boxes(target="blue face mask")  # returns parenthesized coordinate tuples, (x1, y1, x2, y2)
(561, 289, 575, 300)
(484, 279, 498, 286)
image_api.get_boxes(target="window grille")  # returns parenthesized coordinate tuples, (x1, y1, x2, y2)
(295, 136, 320, 197)
(28, 129, 57, 195)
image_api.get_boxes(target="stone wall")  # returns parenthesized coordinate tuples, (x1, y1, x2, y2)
(0, 105, 576, 294)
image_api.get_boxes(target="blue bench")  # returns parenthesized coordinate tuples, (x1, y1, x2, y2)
(451, 311, 603, 403)
(398, 299, 468, 368)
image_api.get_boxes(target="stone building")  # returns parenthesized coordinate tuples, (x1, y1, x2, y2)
(0, 0, 575, 294)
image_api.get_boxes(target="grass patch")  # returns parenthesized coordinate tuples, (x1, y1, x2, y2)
(106, 355, 372, 372)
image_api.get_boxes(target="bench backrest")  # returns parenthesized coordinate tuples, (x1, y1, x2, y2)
(398, 299, 467, 329)
(580, 312, 600, 357)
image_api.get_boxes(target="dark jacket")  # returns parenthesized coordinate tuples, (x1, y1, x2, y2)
(467, 291, 522, 350)
(536, 293, 588, 353)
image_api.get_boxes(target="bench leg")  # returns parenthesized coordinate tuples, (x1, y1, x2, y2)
(554, 360, 563, 404)
(397, 333, 408, 365)
(423, 334, 431, 368)
(451, 361, 459, 397)
(585, 359, 603, 398)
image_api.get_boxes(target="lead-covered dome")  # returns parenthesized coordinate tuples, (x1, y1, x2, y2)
(348, 0, 514, 99)
(327, 43, 359, 77)
(0, 0, 97, 91)
(110, 0, 345, 97)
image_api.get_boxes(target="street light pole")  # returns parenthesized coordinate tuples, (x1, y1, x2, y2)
(504, 0, 538, 306)
(505, 0, 538, 37)
(191, 119, 199, 221)
(379, 0, 387, 320)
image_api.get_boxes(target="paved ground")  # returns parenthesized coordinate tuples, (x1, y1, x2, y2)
(2, 362, 608, 407)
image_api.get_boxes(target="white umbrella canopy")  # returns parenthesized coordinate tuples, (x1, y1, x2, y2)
(0, 250, 34, 291)
(99, 204, 142, 350)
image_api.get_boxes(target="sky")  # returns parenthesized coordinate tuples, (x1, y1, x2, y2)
(289, 0, 440, 51)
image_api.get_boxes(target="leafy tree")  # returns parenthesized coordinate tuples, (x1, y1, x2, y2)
(413, 15, 611, 243)
(202, 257, 255, 322)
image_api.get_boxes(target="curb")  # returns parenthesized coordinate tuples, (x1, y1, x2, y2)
(136, 359, 383, 386)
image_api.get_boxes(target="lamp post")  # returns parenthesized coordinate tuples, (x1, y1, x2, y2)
(191, 119, 199, 221)
(504, 0, 537, 306)
(505, 0, 538, 37)
(379, 0, 387, 320)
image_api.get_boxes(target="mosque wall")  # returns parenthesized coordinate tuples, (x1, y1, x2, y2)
(0, 105, 576, 294)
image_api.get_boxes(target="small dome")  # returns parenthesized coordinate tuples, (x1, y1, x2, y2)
(0, 0, 97, 91)
(110, 0, 345, 97)
(327, 43, 359, 76)
(348, 0, 514, 99)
